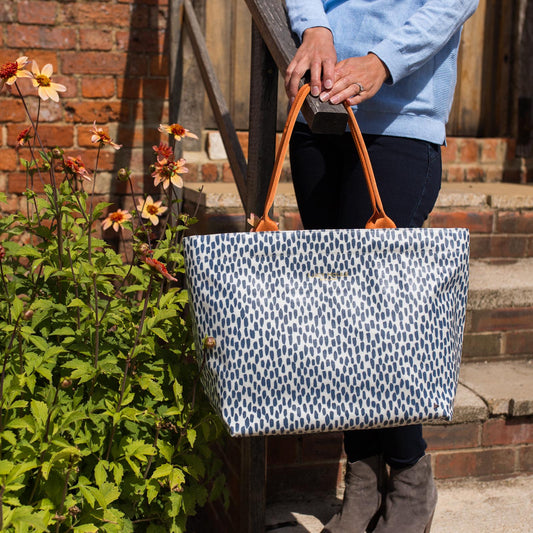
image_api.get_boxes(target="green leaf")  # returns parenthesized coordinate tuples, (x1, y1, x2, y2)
(151, 463, 173, 479)
(30, 399, 48, 429)
(187, 428, 197, 448)
(11, 296, 24, 321)
(100, 481, 120, 507)
(0, 459, 14, 476)
(94, 461, 107, 487)
(73, 525, 99, 533)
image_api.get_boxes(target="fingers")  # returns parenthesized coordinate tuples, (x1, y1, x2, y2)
(319, 54, 389, 105)
(284, 27, 336, 102)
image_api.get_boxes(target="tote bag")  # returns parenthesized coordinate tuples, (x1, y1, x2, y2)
(183, 84, 469, 437)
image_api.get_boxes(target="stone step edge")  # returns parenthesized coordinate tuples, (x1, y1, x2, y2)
(183, 181, 533, 210)
(439, 360, 533, 423)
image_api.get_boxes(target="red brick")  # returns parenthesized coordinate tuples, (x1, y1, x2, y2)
(482, 417, 533, 446)
(480, 138, 503, 163)
(474, 448, 517, 477)
(441, 138, 458, 164)
(469, 235, 529, 259)
(222, 162, 234, 183)
(461, 332, 503, 359)
(0, 193, 23, 214)
(7, 25, 76, 50)
(66, 3, 132, 27)
(0, 149, 19, 171)
(469, 307, 533, 333)
(442, 165, 465, 182)
(117, 78, 168, 100)
(61, 52, 128, 75)
(17, 1, 57, 25)
(182, 162, 199, 182)
(434, 451, 476, 479)
(81, 78, 116, 99)
(64, 101, 126, 124)
(31, 124, 75, 148)
(504, 330, 533, 355)
(0, 3, 15, 23)
(465, 166, 485, 182)
(80, 29, 114, 51)
(496, 211, 533, 233)
(504, 138, 517, 160)
(428, 210, 493, 233)
(0, 99, 27, 122)
(518, 445, 533, 471)
(425, 423, 481, 451)
(116, 29, 165, 53)
(267, 435, 299, 466)
(459, 138, 479, 164)
(281, 212, 304, 231)
(9, 172, 52, 194)
(202, 163, 219, 182)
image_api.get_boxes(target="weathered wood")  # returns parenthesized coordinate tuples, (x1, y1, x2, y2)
(246, 23, 279, 218)
(183, 0, 248, 206)
(239, 437, 266, 533)
(244, 0, 347, 134)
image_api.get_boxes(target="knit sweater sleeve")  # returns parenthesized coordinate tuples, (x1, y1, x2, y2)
(284, 0, 331, 40)
(370, 0, 479, 84)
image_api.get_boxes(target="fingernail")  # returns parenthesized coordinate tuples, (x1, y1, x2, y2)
(311, 85, 320, 96)
(324, 79, 333, 90)
(289, 97, 295, 106)
(330, 96, 339, 104)
(319, 92, 330, 102)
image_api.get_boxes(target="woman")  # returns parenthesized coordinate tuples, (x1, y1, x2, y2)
(284, 1, 478, 532)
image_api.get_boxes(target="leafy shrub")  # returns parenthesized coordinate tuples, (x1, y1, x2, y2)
(0, 56, 226, 532)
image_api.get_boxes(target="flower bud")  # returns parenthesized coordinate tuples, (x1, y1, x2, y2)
(23, 309, 34, 320)
(61, 378, 73, 389)
(117, 168, 132, 182)
(203, 336, 216, 350)
(51, 148, 63, 159)
(0, 245, 5, 262)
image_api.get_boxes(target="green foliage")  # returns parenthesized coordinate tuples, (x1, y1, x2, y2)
(0, 70, 227, 531)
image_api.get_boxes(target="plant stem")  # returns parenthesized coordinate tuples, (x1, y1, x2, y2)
(55, 459, 75, 533)
(143, 425, 160, 479)
(87, 145, 102, 264)
(105, 275, 153, 461)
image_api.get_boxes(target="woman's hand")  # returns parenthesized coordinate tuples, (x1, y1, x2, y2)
(285, 27, 337, 102)
(319, 53, 390, 106)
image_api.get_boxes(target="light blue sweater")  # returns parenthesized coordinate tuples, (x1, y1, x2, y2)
(286, 0, 479, 144)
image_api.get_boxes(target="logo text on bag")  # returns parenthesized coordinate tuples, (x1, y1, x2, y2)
(307, 272, 349, 280)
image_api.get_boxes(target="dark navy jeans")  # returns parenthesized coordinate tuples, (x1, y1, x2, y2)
(289, 122, 442, 468)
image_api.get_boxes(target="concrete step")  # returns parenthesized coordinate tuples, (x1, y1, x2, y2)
(184, 181, 533, 260)
(265, 474, 533, 533)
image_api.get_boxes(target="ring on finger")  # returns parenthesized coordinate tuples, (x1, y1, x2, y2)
(354, 82, 365, 94)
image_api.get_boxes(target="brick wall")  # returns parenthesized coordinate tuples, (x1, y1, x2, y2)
(1, 0, 171, 215)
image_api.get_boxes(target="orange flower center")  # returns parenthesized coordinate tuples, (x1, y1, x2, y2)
(147, 205, 159, 215)
(110, 212, 126, 223)
(35, 74, 51, 87)
(0, 62, 17, 79)
(170, 124, 186, 137)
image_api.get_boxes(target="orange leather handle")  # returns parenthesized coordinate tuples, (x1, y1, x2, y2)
(253, 83, 396, 232)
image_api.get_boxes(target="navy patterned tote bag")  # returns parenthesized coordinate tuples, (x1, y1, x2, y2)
(183, 84, 470, 437)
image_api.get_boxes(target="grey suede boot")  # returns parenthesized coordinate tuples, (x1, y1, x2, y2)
(321, 455, 385, 533)
(373, 454, 437, 533)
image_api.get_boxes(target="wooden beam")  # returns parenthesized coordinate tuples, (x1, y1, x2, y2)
(239, 437, 266, 533)
(244, 0, 347, 134)
(246, 23, 279, 218)
(183, 0, 248, 207)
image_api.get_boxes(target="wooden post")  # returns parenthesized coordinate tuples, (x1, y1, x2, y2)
(246, 23, 279, 218)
